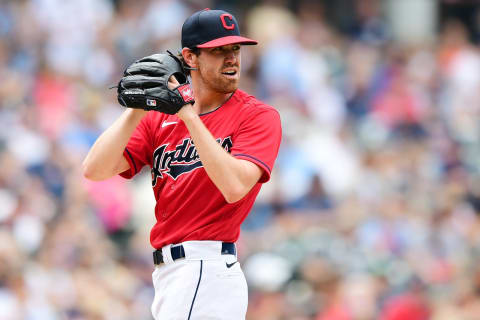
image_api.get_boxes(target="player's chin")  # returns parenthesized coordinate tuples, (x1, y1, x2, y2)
(216, 80, 238, 93)
(221, 85, 238, 94)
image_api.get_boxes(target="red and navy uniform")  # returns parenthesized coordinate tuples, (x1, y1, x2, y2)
(120, 89, 282, 249)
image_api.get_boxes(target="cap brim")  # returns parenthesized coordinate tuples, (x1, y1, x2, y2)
(196, 36, 258, 48)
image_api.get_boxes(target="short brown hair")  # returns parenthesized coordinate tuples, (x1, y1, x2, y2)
(177, 48, 200, 76)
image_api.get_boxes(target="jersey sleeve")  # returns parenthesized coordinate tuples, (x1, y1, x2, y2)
(119, 114, 154, 179)
(231, 106, 282, 183)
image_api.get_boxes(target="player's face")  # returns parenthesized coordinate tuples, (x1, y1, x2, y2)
(196, 44, 241, 93)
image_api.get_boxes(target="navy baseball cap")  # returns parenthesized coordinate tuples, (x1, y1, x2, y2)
(181, 9, 258, 49)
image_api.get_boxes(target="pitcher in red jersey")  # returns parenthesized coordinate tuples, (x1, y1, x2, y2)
(83, 8, 282, 320)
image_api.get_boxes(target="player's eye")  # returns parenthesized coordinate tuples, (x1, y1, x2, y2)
(232, 45, 240, 51)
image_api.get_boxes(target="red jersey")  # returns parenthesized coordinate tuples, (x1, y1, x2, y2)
(120, 89, 282, 249)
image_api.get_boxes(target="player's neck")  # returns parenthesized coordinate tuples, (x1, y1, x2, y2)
(192, 88, 234, 114)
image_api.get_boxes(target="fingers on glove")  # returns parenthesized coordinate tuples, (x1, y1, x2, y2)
(120, 75, 166, 89)
(135, 54, 181, 72)
(135, 53, 168, 64)
(125, 62, 171, 77)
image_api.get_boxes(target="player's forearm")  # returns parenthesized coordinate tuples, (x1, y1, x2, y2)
(178, 106, 261, 203)
(82, 108, 148, 181)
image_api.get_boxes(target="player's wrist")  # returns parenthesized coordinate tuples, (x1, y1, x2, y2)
(177, 103, 196, 121)
(125, 108, 149, 120)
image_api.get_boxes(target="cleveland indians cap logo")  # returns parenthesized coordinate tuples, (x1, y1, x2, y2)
(220, 14, 235, 30)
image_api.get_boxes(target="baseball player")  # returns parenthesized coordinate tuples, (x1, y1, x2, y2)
(82, 8, 282, 320)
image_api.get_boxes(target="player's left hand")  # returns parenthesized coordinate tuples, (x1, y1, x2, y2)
(116, 52, 195, 115)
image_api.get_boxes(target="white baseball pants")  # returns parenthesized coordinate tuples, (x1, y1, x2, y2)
(151, 241, 248, 320)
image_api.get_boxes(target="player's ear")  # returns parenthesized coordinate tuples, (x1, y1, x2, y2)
(181, 47, 198, 70)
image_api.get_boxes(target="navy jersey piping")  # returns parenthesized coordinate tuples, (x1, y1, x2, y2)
(199, 91, 236, 116)
(125, 148, 137, 174)
(233, 153, 271, 173)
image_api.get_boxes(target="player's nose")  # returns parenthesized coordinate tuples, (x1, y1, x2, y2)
(223, 50, 237, 64)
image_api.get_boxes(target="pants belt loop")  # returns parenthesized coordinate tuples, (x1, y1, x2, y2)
(161, 244, 174, 264)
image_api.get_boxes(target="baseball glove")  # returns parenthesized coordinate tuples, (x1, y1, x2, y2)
(116, 52, 194, 114)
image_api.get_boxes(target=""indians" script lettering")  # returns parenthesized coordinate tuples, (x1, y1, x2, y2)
(151, 136, 233, 185)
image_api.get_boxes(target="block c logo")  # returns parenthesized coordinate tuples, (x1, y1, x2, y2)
(220, 14, 235, 30)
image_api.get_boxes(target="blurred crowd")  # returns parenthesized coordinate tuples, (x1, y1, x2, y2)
(1, 0, 480, 319)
